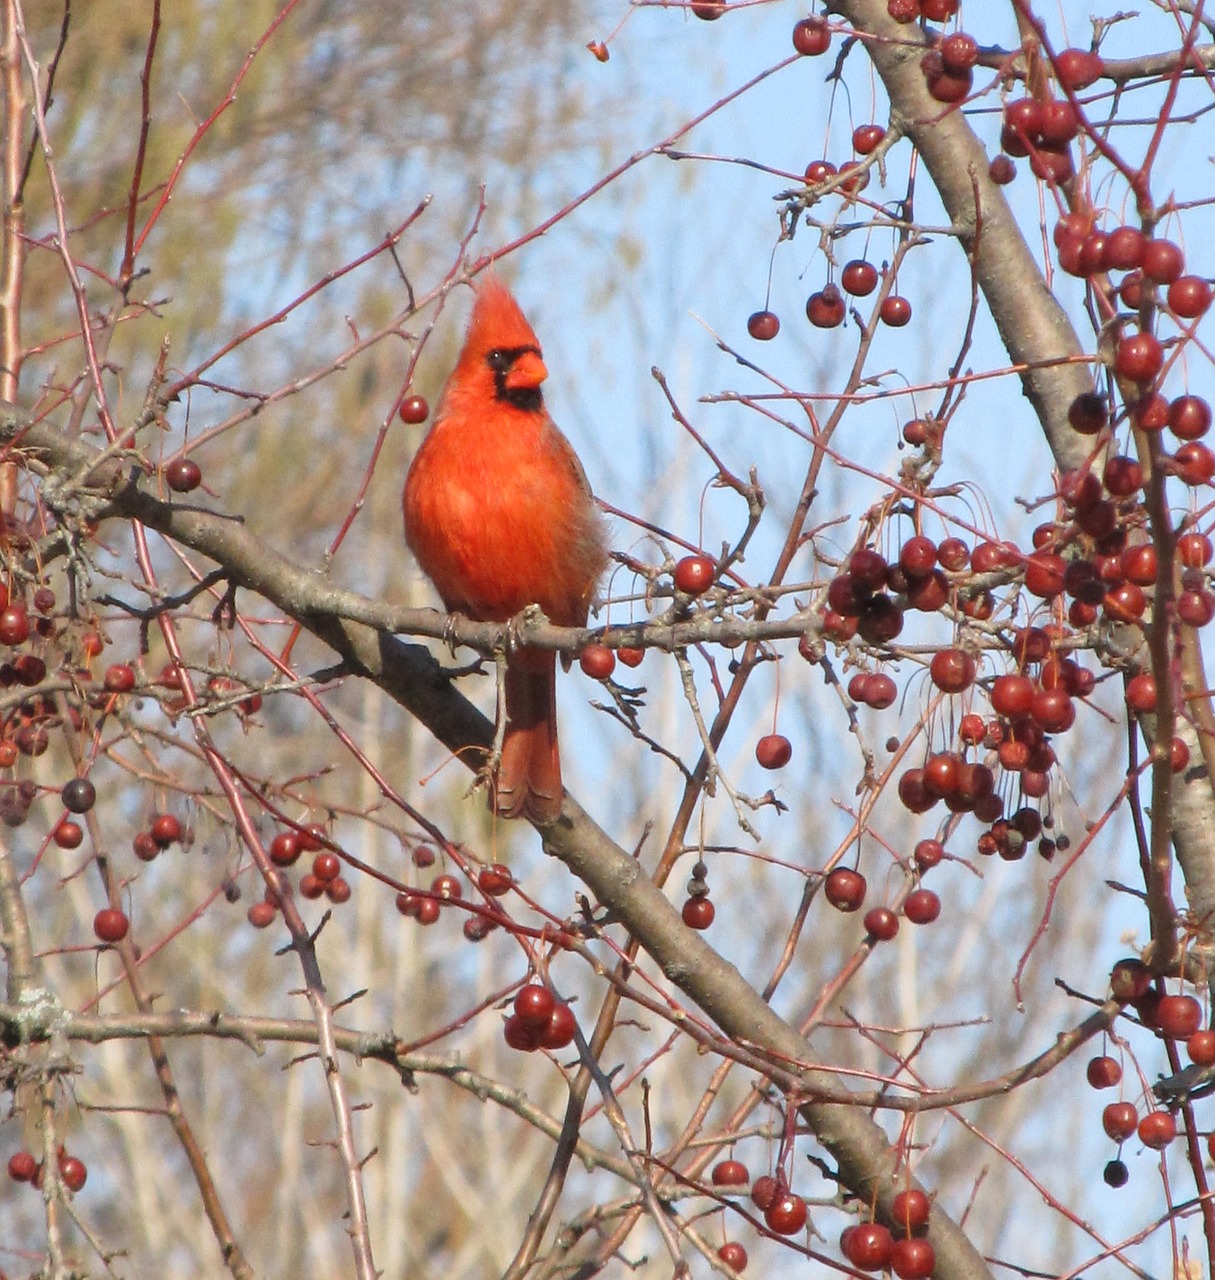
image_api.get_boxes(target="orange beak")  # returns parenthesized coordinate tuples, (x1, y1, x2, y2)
(504, 350, 548, 391)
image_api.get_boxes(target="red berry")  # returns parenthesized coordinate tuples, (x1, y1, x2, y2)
(0, 604, 29, 646)
(247, 901, 276, 928)
(541, 1002, 577, 1049)
(928, 65, 973, 104)
(682, 895, 716, 929)
(58, 1154, 87, 1192)
(853, 124, 886, 155)
(988, 154, 1016, 184)
(891, 1237, 936, 1280)
(326, 876, 351, 904)
(845, 1221, 895, 1271)
(1187, 1030, 1215, 1065)
(674, 555, 715, 595)
(1104, 226, 1144, 270)
(165, 458, 203, 493)
(1110, 958, 1151, 1002)
(478, 863, 513, 895)
(1137, 1110, 1177, 1149)
(1179, 532, 1213, 566)
(269, 832, 301, 865)
(1115, 332, 1164, 381)
(150, 813, 182, 848)
(54, 818, 84, 849)
(891, 1188, 931, 1234)
(880, 295, 912, 327)
(804, 159, 837, 184)
(837, 160, 869, 195)
(1169, 395, 1211, 441)
(904, 888, 940, 925)
(991, 673, 1034, 717)
(764, 1190, 808, 1234)
(825, 866, 866, 912)
(940, 31, 977, 73)
(712, 1159, 749, 1187)
(1168, 276, 1212, 319)
(717, 1241, 749, 1271)
(1179, 590, 1215, 627)
(132, 831, 159, 862)
(93, 907, 130, 943)
(514, 983, 556, 1028)
(958, 713, 985, 744)
(503, 1013, 544, 1051)
(930, 647, 976, 693)
(399, 395, 429, 424)
(937, 537, 970, 570)
(1055, 48, 1103, 90)
(755, 733, 792, 769)
(902, 418, 929, 446)
(750, 1173, 779, 1210)
(1102, 1100, 1138, 1140)
(103, 663, 136, 693)
(298, 875, 324, 899)
(1125, 673, 1156, 713)
(914, 838, 944, 869)
(313, 851, 341, 882)
(899, 535, 937, 578)
(792, 16, 830, 55)
(298, 823, 326, 852)
(579, 644, 616, 680)
(1156, 993, 1202, 1039)
(618, 645, 644, 667)
(1120, 271, 1145, 308)
(1142, 238, 1184, 284)
(807, 284, 846, 328)
(8, 1150, 36, 1181)
(747, 310, 780, 340)
(864, 906, 899, 940)
(841, 260, 879, 296)
(865, 673, 897, 709)
(1086, 1055, 1122, 1089)
(431, 872, 462, 900)
(1174, 441, 1215, 486)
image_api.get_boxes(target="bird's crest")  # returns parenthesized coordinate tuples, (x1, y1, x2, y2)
(460, 276, 542, 363)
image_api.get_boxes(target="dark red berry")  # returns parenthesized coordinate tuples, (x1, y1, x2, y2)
(747, 310, 780, 340)
(674, 555, 715, 595)
(579, 644, 616, 680)
(792, 16, 830, 55)
(399, 395, 429, 424)
(93, 908, 130, 943)
(165, 458, 203, 493)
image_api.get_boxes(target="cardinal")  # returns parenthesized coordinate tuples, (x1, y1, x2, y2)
(402, 277, 608, 823)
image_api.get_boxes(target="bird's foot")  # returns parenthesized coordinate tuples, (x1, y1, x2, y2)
(505, 603, 548, 653)
(440, 611, 466, 657)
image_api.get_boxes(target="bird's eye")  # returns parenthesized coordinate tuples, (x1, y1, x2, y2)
(486, 349, 509, 371)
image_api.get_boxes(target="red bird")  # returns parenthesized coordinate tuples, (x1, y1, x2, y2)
(402, 277, 608, 823)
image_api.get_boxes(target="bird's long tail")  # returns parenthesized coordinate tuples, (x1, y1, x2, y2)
(496, 656, 563, 824)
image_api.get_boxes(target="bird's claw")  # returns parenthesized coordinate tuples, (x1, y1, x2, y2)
(506, 603, 548, 653)
(441, 611, 465, 657)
